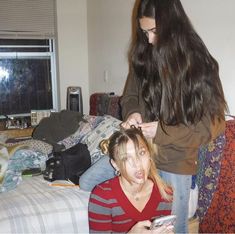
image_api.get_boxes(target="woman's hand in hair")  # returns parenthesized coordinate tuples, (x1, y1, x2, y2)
(121, 112, 142, 129)
(139, 121, 158, 139)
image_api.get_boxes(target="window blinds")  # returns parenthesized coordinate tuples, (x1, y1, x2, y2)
(0, 0, 56, 39)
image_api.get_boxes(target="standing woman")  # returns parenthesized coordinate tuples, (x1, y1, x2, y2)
(88, 127, 173, 233)
(121, 0, 228, 233)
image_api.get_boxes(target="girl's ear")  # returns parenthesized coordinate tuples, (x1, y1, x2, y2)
(110, 159, 120, 172)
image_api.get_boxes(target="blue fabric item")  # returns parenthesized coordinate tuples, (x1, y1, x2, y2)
(191, 175, 197, 189)
(196, 133, 226, 221)
(79, 156, 115, 191)
(0, 149, 47, 193)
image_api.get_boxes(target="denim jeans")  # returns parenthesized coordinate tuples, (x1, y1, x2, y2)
(159, 170, 192, 234)
(79, 156, 115, 191)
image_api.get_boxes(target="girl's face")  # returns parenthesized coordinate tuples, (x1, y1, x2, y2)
(115, 139, 151, 185)
(139, 16, 157, 45)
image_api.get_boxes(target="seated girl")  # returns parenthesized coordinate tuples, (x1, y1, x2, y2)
(88, 127, 174, 233)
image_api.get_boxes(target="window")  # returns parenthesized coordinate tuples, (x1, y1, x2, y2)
(0, 39, 58, 117)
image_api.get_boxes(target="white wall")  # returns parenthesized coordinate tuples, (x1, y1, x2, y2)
(57, 0, 235, 114)
(87, 0, 135, 95)
(56, 0, 89, 114)
(181, 0, 235, 114)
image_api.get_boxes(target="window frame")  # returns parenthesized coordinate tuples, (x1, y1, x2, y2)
(0, 38, 58, 118)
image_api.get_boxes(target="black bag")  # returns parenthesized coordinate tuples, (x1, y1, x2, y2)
(43, 143, 91, 184)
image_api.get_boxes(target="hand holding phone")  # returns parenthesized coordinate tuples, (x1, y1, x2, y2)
(150, 215, 176, 230)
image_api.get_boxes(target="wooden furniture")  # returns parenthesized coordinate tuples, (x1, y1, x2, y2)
(0, 127, 34, 139)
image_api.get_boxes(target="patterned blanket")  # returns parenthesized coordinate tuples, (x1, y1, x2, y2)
(199, 118, 235, 233)
(0, 145, 47, 193)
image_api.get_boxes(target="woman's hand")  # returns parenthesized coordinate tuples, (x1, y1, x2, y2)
(150, 224, 174, 234)
(128, 220, 150, 233)
(121, 113, 142, 129)
(121, 114, 158, 139)
(128, 220, 174, 234)
(139, 121, 158, 139)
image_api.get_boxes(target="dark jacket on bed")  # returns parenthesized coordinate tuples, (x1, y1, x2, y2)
(121, 75, 225, 175)
(32, 110, 84, 151)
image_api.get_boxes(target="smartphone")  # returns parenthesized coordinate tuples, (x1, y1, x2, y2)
(150, 215, 176, 230)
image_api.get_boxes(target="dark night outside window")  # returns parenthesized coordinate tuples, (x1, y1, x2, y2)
(0, 39, 56, 117)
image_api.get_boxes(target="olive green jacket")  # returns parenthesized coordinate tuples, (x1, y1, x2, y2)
(121, 75, 225, 175)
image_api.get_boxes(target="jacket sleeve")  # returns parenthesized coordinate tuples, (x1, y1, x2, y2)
(120, 74, 141, 121)
(155, 115, 225, 148)
(154, 116, 226, 174)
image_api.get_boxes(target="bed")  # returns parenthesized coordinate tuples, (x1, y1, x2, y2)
(0, 176, 90, 233)
(0, 93, 121, 234)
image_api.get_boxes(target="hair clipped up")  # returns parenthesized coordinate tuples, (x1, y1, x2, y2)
(99, 139, 110, 155)
(99, 127, 172, 201)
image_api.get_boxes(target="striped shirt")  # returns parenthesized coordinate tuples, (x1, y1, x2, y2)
(88, 176, 172, 233)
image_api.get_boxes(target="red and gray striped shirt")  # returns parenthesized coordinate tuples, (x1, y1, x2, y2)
(88, 176, 172, 233)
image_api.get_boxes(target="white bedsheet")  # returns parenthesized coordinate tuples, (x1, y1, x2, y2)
(0, 175, 90, 233)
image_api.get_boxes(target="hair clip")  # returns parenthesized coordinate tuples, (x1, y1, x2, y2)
(130, 124, 142, 132)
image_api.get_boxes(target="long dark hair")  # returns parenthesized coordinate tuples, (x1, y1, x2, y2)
(130, 0, 227, 125)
